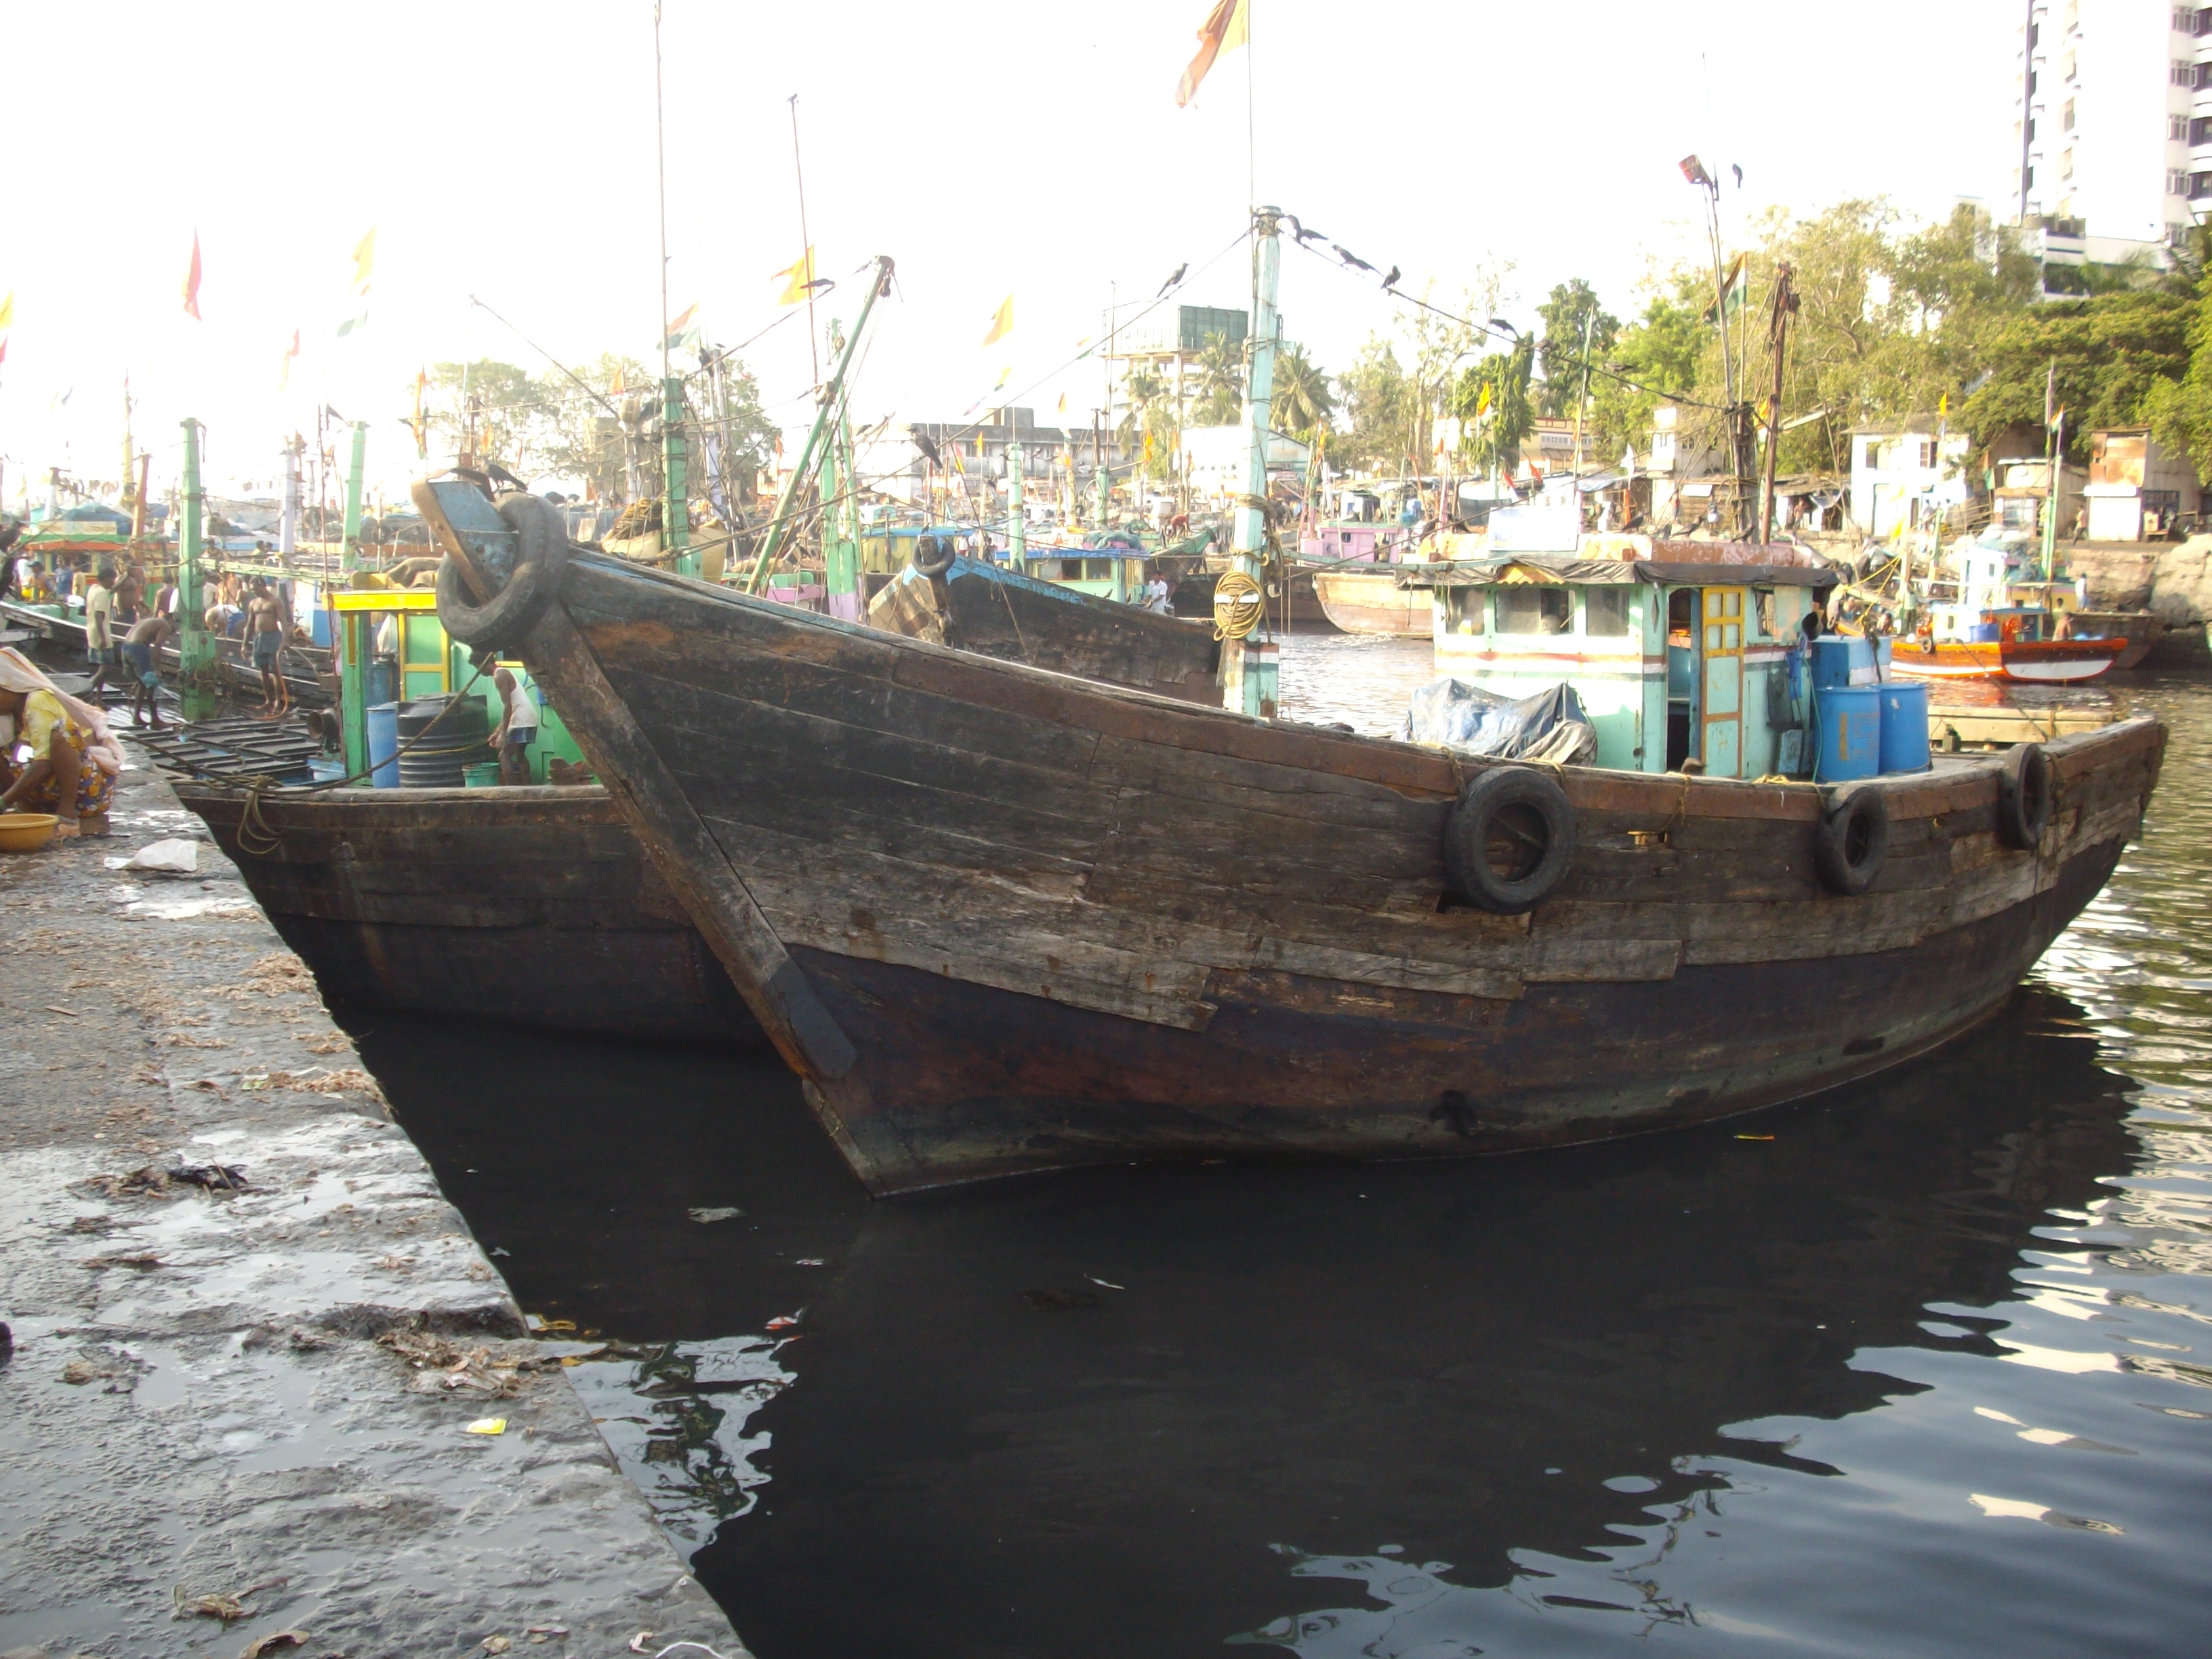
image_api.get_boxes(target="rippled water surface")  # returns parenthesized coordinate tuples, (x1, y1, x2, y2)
(354, 654, 2212, 1659)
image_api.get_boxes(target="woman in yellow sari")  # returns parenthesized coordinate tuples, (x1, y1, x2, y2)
(0, 647, 121, 836)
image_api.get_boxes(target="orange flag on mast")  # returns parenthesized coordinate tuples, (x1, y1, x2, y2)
(182, 233, 204, 320)
(1176, 0, 1249, 108)
(981, 295, 1013, 348)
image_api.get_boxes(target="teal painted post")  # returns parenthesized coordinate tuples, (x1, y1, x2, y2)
(177, 419, 219, 722)
(340, 421, 368, 573)
(664, 376, 695, 577)
(821, 361, 862, 622)
(1006, 440, 1025, 565)
(340, 611, 367, 781)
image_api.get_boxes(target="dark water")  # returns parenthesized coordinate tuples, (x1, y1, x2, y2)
(350, 662, 2212, 1659)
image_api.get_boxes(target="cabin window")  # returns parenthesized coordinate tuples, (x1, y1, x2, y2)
(1495, 586, 1572, 635)
(1084, 558, 1114, 581)
(1584, 588, 1631, 636)
(1446, 587, 1486, 635)
(1753, 588, 1776, 639)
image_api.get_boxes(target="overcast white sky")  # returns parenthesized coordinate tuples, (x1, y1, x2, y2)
(0, 0, 2020, 505)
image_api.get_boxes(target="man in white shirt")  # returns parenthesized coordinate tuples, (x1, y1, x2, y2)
(489, 665, 540, 785)
(83, 567, 119, 705)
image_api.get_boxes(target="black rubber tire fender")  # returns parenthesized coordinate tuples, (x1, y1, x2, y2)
(1442, 766, 1576, 915)
(912, 533, 956, 577)
(1814, 784, 1889, 896)
(1996, 741, 2053, 851)
(435, 491, 571, 651)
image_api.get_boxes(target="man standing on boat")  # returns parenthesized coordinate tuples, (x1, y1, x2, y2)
(247, 579, 289, 716)
(489, 665, 539, 786)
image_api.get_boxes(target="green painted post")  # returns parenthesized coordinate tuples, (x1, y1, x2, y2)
(340, 612, 368, 781)
(1006, 438, 1025, 567)
(663, 375, 695, 577)
(1094, 457, 1109, 533)
(340, 420, 368, 573)
(821, 354, 862, 623)
(1223, 209, 1283, 718)
(177, 419, 220, 722)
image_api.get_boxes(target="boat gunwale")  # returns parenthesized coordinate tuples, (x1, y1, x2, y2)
(558, 550, 2164, 832)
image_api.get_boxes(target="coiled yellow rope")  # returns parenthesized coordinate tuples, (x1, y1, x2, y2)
(1212, 570, 1265, 642)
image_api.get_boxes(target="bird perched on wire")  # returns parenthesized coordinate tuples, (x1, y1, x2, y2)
(914, 432, 943, 468)
(1284, 215, 1328, 245)
(1332, 245, 1374, 273)
(1380, 266, 1401, 291)
(1156, 264, 1188, 298)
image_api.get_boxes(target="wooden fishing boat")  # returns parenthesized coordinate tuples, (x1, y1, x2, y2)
(176, 779, 762, 1046)
(2060, 609, 2165, 670)
(422, 484, 2167, 1195)
(1311, 565, 1430, 636)
(867, 548, 1221, 701)
(1887, 635, 2126, 684)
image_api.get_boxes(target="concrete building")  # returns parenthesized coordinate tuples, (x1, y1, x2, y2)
(2011, 0, 2200, 272)
(1849, 423, 1973, 537)
(2084, 426, 2203, 538)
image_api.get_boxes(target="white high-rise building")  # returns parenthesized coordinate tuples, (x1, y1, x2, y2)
(2011, 1, 2200, 279)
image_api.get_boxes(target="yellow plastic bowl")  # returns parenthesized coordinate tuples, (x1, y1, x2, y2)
(0, 814, 59, 853)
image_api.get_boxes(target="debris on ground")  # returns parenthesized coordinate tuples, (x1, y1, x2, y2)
(174, 1586, 253, 1622)
(60, 1358, 109, 1385)
(239, 1068, 385, 1102)
(83, 1162, 247, 1197)
(84, 1252, 165, 1271)
(239, 1629, 310, 1658)
(687, 1206, 742, 1223)
(104, 837, 200, 873)
(464, 1418, 508, 1436)
(377, 1328, 556, 1397)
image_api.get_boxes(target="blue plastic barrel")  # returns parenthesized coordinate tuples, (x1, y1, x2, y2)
(1877, 682, 1930, 774)
(1968, 621, 2001, 642)
(1814, 686, 1883, 783)
(1810, 637, 1856, 689)
(367, 702, 400, 789)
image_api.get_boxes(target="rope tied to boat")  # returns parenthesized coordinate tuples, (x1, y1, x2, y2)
(1212, 571, 1266, 641)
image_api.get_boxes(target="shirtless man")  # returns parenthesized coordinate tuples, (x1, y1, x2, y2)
(121, 609, 175, 729)
(246, 579, 289, 715)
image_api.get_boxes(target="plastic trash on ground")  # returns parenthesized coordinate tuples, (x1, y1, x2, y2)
(103, 837, 199, 874)
(1402, 678, 1598, 766)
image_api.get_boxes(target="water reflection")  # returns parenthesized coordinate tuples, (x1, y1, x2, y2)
(345, 666, 2212, 1659)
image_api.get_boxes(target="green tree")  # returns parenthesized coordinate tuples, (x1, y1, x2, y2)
(1453, 336, 1536, 478)
(2146, 231, 2212, 476)
(1536, 279, 1620, 419)
(1271, 342, 1336, 445)
(1334, 337, 1411, 472)
(1191, 332, 1246, 425)
(422, 359, 546, 472)
(1118, 365, 1177, 479)
(1586, 290, 1706, 457)
(1963, 287, 2190, 462)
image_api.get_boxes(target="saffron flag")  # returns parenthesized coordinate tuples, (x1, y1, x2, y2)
(279, 328, 300, 391)
(982, 295, 1013, 347)
(664, 303, 699, 349)
(1176, 0, 1248, 108)
(0, 291, 12, 332)
(1475, 382, 1492, 418)
(183, 234, 203, 321)
(350, 228, 376, 290)
(774, 249, 817, 306)
(411, 367, 428, 459)
(611, 364, 627, 396)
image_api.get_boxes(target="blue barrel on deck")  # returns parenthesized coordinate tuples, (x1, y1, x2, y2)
(366, 701, 400, 790)
(1814, 686, 1882, 783)
(1877, 682, 1930, 774)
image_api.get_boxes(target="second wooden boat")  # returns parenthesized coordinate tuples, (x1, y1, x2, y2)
(867, 546, 1221, 701)
(1310, 565, 1429, 636)
(176, 779, 760, 1046)
(418, 484, 2167, 1196)
(1887, 635, 2127, 683)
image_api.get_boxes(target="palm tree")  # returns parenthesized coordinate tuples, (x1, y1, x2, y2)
(1271, 343, 1335, 443)
(1192, 332, 1246, 425)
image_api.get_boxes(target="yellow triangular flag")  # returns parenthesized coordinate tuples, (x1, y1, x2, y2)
(1938, 392, 1949, 417)
(0, 291, 13, 331)
(1475, 383, 1492, 417)
(982, 295, 1013, 347)
(774, 249, 817, 306)
(350, 228, 376, 291)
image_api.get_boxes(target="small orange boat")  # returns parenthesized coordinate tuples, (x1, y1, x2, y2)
(1888, 632, 2127, 684)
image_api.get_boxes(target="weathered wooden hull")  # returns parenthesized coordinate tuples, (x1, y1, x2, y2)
(867, 557, 1221, 700)
(1311, 566, 1428, 636)
(1889, 636, 2127, 682)
(447, 529, 2163, 1195)
(174, 781, 763, 1046)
